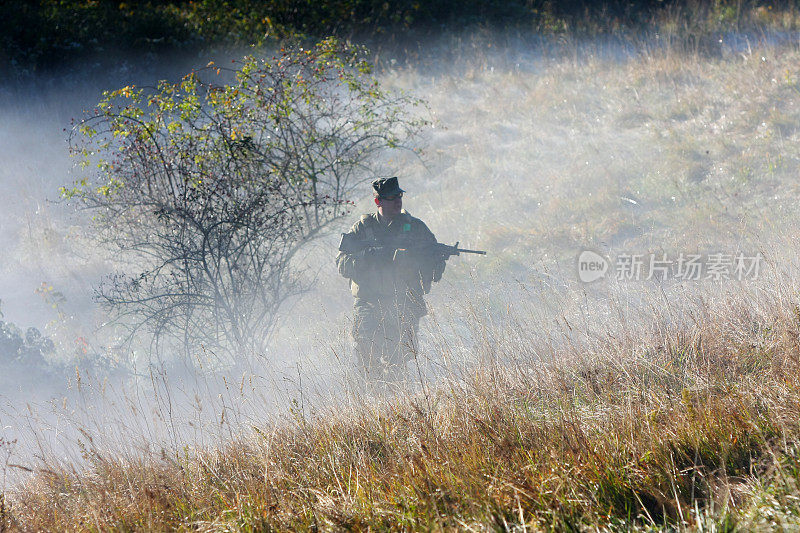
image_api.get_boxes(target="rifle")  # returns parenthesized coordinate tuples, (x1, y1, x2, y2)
(338, 232, 487, 259)
(407, 241, 488, 258)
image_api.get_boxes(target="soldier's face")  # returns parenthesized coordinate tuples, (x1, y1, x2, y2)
(376, 195, 402, 219)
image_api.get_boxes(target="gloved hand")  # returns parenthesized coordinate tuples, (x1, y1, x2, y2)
(432, 259, 446, 282)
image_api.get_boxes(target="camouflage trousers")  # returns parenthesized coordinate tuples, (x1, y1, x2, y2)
(351, 298, 422, 382)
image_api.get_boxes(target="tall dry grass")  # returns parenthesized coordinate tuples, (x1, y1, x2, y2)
(4, 254, 800, 530)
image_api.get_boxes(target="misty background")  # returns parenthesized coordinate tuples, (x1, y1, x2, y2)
(2, 20, 800, 478)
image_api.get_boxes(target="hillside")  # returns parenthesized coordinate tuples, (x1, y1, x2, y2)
(6, 267, 800, 529)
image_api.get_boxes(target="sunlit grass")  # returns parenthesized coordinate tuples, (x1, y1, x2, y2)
(389, 36, 800, 273)
(7, 264, 800, 529)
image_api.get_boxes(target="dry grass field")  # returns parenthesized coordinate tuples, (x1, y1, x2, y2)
(7, 264, 800, 530)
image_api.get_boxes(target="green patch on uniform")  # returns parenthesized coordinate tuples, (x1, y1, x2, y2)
(403, 223, 411, 232)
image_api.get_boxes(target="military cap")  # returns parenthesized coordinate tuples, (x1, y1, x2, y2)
(372, 176, 405, 198)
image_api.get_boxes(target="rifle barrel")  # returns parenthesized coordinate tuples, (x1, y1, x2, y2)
(456, 248, 487, 255)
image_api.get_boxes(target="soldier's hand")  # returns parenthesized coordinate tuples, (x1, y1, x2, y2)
(432, 259, 446, 282)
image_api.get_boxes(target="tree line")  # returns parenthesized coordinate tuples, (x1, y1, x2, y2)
(4, 0, 795, 72)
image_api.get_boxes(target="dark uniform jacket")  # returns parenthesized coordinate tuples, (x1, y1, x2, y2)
(336, 210, 445, 317)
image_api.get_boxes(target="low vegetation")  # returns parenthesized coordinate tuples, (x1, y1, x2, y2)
(4, 269, 800, 529)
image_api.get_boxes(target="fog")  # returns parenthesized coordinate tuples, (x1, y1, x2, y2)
(2, 31, 800, 483)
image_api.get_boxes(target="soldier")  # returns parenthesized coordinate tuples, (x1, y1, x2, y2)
(336, 177, 446, 382)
